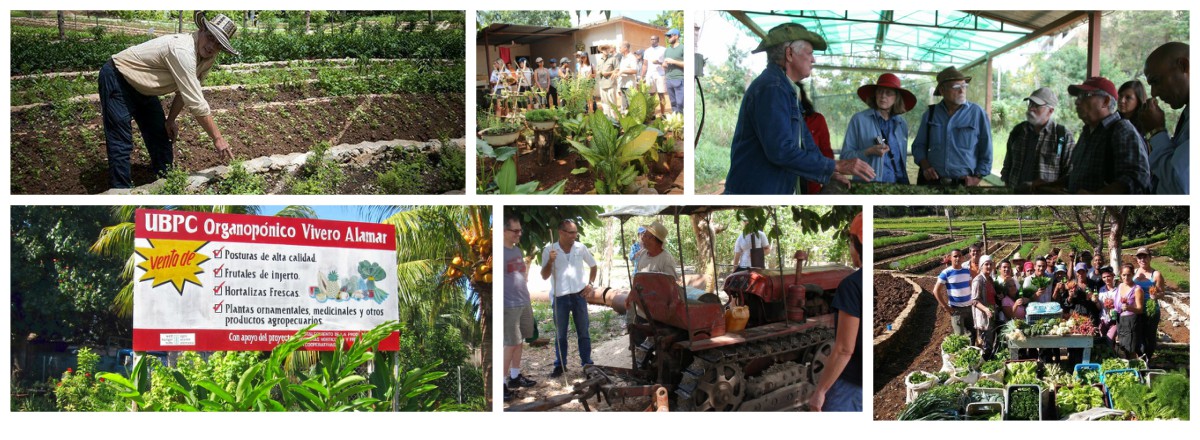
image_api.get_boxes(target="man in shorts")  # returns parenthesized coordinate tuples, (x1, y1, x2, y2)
(503, 216, 537, 401)
(643, 33, 668, 117)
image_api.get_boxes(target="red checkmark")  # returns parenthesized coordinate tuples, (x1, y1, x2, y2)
(213, 281, 226, 294)
(213, 245, 226, 258)
(214, 264, 225, 275)
(213, 300, 224, 312)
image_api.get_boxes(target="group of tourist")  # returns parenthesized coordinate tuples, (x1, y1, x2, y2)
(934, 243, 1166, 364)
(724, 23, 1189, 196)
(488, 29, 685, 121)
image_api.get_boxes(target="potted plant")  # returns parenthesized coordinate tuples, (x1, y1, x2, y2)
(478, 112, 521, 147)
(524, 108, 558, 131)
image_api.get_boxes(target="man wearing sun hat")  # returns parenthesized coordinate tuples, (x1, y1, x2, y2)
(1001, 87, 1075, 192)
(1044, 76, 1150, 194)
(911, 66, 992, 186)
(841, 73, 916, 184)
(633, 220, 678, 280)
(100, 11, 238, 189)
(725, 23, 875, 194)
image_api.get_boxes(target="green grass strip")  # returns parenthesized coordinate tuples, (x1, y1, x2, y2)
(888, 239, 973, 271)
(874, 233, 931, 248)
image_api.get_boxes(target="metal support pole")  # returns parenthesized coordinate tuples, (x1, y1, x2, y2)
(771, 207, 789, 324)
(1086, 11, 1102, 78)
(673, 209, 692, 342)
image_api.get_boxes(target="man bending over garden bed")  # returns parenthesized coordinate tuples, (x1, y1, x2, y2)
(100, 10, 236, 189)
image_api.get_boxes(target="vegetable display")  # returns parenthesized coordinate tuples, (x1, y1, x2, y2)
(952, 348, 981, 370)
(980, 359, 1004, 374)
(908, 371, 932, 385)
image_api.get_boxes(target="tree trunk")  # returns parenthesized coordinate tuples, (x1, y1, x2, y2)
(1106, 206, 1128, 268)
(177, 11, 183, 33)
(305, 11, 311, 33)
(477, 282, 492, 410)
(599, 218, 617, 287)
(57, 11, 65, 39)
(691, 214, 716, 293)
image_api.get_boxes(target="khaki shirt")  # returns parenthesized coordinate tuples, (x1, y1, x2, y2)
(112, 33, 216, 117)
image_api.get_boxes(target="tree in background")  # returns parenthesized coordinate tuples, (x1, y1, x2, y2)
(651, 10, 684, 30)
(477, 10, 571, 28)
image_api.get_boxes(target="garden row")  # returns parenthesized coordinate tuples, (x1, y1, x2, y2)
(12, 58, 462, 106)
(11, 91, 465, 194)
(11, 23, 465, 75)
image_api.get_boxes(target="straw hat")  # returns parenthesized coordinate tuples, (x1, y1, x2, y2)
(194, 11, 239, 56)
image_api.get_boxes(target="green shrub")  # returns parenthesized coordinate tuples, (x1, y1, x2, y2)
(217, 160, 266, 194)
(54, 348, 123, 412)
(288, 142, 344, 194)
(1161, 224, 1188, 261)
(376, 158, 427, 194)
(152, 166, 191, 194)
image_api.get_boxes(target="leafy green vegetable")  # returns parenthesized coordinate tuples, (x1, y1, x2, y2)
(942, 334, 970, 354)
(967, 388, 1003, 404)
(975, 379, 1004, 389)
(952, 348, 981, 370)
(1006, 361, 1040, 385)
(980, 359, 1004, 374)
(1101, 358, 1128, 372)
(1028, 276, 1053, 289)
(933, 371, 951, 384)
(1056, 385, 1106, 416)
(1147, 372, 1189, 420)
(1007, 387, 1040, 420)
(908, 371, 932, 385)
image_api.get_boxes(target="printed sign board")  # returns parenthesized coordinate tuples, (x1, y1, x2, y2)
(132, 209, 399, 351)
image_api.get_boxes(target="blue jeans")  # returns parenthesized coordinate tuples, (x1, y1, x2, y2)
(822, 378, 862, 412)
(666, 78, 684, 113)
(552, 292, 592, 367)
(99, 59, 173, 188)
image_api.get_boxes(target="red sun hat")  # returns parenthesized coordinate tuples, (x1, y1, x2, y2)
(857, 73, 917, 112)
(1068, 76, 1118, 100)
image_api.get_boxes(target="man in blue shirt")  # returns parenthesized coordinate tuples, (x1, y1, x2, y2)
(911, 67, 993, 186)
(1139, 42, 1189, 194)
(724, 23, 874, 194)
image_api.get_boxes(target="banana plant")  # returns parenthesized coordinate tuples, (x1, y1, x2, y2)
(286, 321, 403, 412)
(567, 112, 658, 194)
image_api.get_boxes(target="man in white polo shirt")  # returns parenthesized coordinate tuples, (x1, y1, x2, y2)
(540, 219, 598, 377)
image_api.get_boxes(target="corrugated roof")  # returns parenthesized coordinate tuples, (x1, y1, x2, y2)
(728, 10, 1083, 70)
(476, 23, 577, 46)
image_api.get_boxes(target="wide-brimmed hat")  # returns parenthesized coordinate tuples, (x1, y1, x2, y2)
(643, 221, 668, 244)
(857, 73, 917, 112)
(752, 23, 827, 53)
(933, 66, 971, 96)
(1068, 77, 1118, 100)
(194, 11, 239, 56)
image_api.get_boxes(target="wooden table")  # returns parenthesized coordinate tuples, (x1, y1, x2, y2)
(1008, 334, 1094, 363)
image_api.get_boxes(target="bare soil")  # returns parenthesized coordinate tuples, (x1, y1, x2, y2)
(874, 273, 914, 338)
(11, 92, 464, 194)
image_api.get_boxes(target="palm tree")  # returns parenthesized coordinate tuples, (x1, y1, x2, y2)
(379, 205, 492, 408)
(90, 205, 316, 317)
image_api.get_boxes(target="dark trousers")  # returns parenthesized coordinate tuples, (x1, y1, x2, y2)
(100, 60, 172, 188)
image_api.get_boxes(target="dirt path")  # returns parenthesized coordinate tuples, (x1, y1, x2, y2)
(503, 304, 637, 411)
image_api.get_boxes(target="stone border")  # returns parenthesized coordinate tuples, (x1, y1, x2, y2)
(101, 137, 465, 195)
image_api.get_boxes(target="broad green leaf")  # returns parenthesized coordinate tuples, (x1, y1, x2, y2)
(495, 159, 517, 194)
(570, 167, 589, 175)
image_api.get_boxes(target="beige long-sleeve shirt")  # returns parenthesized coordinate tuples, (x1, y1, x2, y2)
(112, 33, 215, 117)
